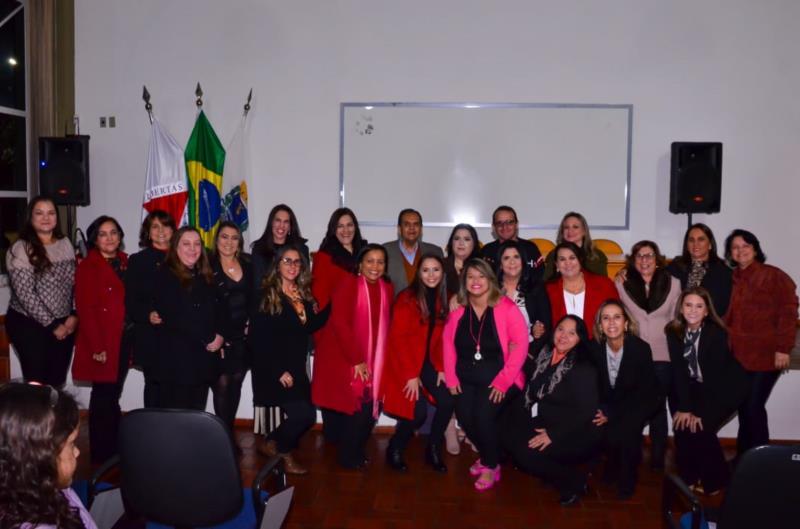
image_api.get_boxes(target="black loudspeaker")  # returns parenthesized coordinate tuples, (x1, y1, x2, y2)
(38, 136, 91, 206)
(669, 142, 722, 214)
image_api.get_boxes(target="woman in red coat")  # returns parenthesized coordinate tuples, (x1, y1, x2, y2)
(311, 207, 367, 443)
(382, 254, 454, 473)
(311, 243, 393, 469)
(545, 242, 619, 339)
(72, 215, 129, 464)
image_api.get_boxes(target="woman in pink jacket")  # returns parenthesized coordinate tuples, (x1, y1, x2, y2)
(444, 258, 529, 491)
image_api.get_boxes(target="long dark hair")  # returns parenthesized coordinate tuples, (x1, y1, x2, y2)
(0, 383, 83, 529)
(677, 223, 721, 265)
(318, 207, 366, 271)
(724, 229, 767, 267)
(165, 227, 214, 289)
(260, 244, 314, 314)
(495, 239, 534, 291)
(19, 196, 66, 274)
(251, 204, 304, 260)
(408, 254, 449, 321)
(138, 209, 176, 248)
(550, 314, 592, 360)
(444, 223, 481, 261)
(86, 215, 125, 252)
(550, 241, 586, 277)
(213, 220, 245, 258)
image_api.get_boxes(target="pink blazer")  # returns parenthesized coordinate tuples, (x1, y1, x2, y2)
(443, 296, 529, 392)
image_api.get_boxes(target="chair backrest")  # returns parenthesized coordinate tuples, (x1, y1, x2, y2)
(119, 409, 243, 527)
(718, 444, 800, 529)
(593, 238, 624, 255)
(529, 238, 556, 257)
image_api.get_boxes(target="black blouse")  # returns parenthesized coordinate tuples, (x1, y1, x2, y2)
(455, 306, 502, 363)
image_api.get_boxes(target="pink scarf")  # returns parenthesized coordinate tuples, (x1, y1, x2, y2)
(353, 276, 391, 418)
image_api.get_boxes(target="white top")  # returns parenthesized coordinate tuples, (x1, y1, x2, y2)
(509, 290, 534, 343)
(563, 289, 585, 319)
(606, 343, 624, 388)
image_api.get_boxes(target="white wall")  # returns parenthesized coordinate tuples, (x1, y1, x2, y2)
(54, 0, 800, 435)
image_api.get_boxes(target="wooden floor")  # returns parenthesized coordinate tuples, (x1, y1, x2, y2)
(75, 420, 712, 529)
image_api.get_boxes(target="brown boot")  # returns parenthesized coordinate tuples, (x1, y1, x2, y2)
(280, 452, 308, 475)
(256, 438, 278, 458)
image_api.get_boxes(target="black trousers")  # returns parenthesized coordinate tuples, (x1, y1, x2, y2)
(321, 408, 347, 444)
(674, 381, 729, 492)
(454, 360, 510, 468)
(158, 383, 209, 411)
(504, 415, 602, 497)
(603, 420, 644, 495)
(273, 399, 317, 453)
(142, 373, 160, 408)
(6, 309, 74, 387)
(647, 361, 672, 466)
(389, 359, 456, 452)
(338, 402, 376, 468)
(88, 332, 132, 464)
(737, 369, 781, 456)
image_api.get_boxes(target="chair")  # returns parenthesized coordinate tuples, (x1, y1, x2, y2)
(593, 238, 624, 256)
(662, 444, 800, 529)
(89, 408, 293, 529)
(530, 238, 556, 257)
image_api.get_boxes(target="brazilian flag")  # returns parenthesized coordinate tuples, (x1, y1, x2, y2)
(185, 110, 226, 248)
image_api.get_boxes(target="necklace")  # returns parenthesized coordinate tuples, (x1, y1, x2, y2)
(469, 304, 489, 360)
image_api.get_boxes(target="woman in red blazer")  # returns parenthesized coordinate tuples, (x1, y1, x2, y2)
(545, 242, 619, 340)
(382, 254, 454, 473)
(311, 243, 393, 469)
(72, 215, 129, 464)
(311, 208, 367, 444)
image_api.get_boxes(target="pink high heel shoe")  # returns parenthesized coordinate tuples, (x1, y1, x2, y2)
(474, 465, 501, 492)
(469, 458, 485, 476)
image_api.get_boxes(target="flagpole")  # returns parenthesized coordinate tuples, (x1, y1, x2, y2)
(243, 88, 252, 117)
(195, 82, 204, 109)
(142, 85, 153, 124)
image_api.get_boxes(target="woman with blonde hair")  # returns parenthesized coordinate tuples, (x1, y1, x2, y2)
(543, 211, 608, 280)
(443, 258, 529, 491)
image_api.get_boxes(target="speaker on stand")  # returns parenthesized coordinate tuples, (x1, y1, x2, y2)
(669, 141, 722, 229)
(38, 135, 91, 252)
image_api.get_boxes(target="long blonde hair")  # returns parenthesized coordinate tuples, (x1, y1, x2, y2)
(260, 245, 314, 314)
(456, 258, 502, 307)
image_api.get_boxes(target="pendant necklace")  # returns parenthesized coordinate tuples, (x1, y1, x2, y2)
(469, 304, 488, 360)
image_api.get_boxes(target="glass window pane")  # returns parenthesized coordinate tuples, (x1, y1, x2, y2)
(0, 7, 24, 111)
(0, 112, 25, 190)
(0, 195, 26, 275)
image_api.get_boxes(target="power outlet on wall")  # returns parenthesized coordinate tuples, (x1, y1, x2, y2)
(99, 116, 107, 128)
(109, 116, 116, 128)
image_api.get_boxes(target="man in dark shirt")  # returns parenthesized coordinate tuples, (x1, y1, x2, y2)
(480, 205, 544, 283)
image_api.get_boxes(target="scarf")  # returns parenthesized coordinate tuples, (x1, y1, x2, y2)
(353, 276, 391, 418)
(686, 260, 708, 289)
(683, 328, 702, 381)
(524, 346, 576, 408)
(623, 267, 672, 313)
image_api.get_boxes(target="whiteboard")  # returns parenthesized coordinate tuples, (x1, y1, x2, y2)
(340, 103, 632, 229)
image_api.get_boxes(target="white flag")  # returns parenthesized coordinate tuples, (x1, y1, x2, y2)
(221, 114, 251, 244)
(142, 117, 188, 227)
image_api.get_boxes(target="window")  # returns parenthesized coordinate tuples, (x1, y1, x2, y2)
(0, 1, 26, 276)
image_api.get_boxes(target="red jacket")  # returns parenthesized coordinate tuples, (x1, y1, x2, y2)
(72, 249, 128, 383)
(311, 274, 393, 414)
(545, 271, 619, 339)
(726, 261, 798, 371)
(311, 250, 352, 309)
(381, 289, 445, 420)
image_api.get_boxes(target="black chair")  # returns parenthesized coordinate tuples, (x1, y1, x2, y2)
(662, 444, 800, 529)
(89, 408, 292, 529)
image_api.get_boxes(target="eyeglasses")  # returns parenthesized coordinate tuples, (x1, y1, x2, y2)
(635, 253, 656, 261)
(280, 257, 303, 267)
(494, 220, 517, 228)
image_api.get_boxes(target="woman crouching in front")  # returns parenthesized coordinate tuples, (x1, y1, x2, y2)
(501, 315, 604, 506)
(443, 258, 529, 491)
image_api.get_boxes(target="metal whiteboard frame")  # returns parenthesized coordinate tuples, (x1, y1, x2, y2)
(339, 102, 634, 230)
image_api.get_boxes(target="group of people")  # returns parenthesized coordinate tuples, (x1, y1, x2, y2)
(3, 197, 797, 508)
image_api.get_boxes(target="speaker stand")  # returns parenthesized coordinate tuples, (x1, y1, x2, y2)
(686, 212, 693, 231)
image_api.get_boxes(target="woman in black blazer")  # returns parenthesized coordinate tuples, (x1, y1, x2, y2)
(666, 223, 732, 317)
(209, 222, 253, 443)
(501, 315, 603, 506)
(666, 287, 749, 495)
(152, 227, 223, 410)
(591, 300, 661, 499)
(249, 245, 329, 474)
(125, 209, 176, 407)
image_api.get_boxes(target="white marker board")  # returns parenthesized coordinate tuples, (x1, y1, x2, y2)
(340, 103, 632, 229)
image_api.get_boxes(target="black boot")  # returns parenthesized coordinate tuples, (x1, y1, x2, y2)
(386, 447, 408, 472)
(425, 443, 447, 473)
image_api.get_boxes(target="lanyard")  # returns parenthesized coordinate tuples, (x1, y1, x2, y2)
(469, 304, 489, 360)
